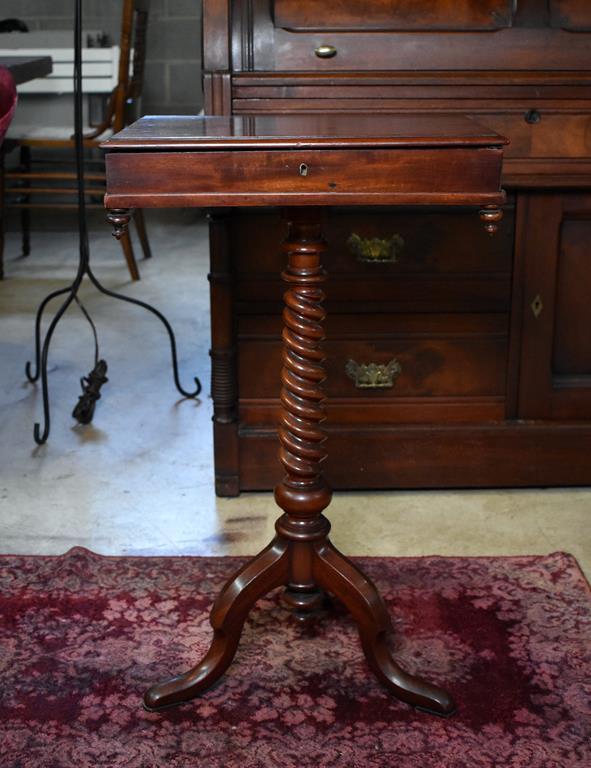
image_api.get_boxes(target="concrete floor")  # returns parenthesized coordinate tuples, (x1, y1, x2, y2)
(0, 213, 589, 577)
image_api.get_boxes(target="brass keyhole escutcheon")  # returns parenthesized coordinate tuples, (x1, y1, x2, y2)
(299, 163, 309, 177)
(531, 294, 543, 318)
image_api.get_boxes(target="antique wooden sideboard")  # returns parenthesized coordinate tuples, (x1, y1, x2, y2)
(202, 0, 591, 495)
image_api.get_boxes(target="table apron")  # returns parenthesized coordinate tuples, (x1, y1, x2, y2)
(104, 147, 504, 208)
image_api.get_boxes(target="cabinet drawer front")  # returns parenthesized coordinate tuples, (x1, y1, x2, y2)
(479, 112, 591, 159)
(238, 314, 508, 399)
(325, 207, 513, 273)
(106, 147, 503, 208)
(268, 29, 589, 72)
(231, 208, 513, 313)
(237, 274, 511, 314)
(236, 426, 591, 491)
(232, 208, 514, 276)
(273, 0, 513, 31)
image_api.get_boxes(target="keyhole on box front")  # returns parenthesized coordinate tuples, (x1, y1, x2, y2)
(299, 163, 309, 177)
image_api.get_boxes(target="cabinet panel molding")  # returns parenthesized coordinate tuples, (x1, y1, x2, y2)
(518, 193, 591, 420)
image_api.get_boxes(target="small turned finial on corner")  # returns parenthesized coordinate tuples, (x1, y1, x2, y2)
(106, 208, 133, 240)
(479, 206, 503, 236)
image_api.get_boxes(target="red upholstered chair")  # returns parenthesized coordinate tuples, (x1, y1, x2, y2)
(0, 66, 17, 143)
(0, 66, 17, 278)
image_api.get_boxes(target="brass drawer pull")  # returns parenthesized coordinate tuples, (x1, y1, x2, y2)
(315, 44, 337, 59)
(345, 358, 402, 389)
(347, 233, 404, 263)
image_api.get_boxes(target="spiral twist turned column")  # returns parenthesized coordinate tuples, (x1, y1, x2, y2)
(274, 211, 332, 619)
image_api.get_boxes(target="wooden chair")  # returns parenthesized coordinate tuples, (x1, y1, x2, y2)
(1, 0, 151, 281)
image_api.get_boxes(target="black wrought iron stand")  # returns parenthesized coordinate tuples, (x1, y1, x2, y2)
(26, 0, 200, 445)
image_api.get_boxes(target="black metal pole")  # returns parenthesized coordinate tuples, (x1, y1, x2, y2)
(27, 0, 201, 445)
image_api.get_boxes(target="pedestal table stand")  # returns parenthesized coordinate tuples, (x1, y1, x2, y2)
(103, 114, 506, 717)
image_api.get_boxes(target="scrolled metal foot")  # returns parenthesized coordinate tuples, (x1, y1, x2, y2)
(25, 285, 73, 382)
(86, 263, 202, 398)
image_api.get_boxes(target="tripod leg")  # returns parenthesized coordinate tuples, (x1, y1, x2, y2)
(103, 209, 201, 397)
(314, 540, 455, 716)
(25, 285, 72, 382)
(144, 538, 289, 711)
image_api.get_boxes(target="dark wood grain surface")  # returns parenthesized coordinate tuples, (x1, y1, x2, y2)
(104, 115, 506, 209)
(102, 114, 507, 150)
(202, 0, 591, 495)
(274, 0, 514, 30)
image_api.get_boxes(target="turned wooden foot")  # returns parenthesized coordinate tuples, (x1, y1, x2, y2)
(314, 539, 455, 716)
(143, 538, 289, 711)
(281, 584, 329, 623)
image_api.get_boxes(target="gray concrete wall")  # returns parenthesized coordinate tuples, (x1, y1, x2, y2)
(1, 0, 203, 114)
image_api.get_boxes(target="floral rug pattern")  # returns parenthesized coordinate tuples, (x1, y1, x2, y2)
(0, 548, 590, 767)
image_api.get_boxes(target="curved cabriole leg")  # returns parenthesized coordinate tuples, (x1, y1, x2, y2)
(314, 539, 456, 717)
(143, 538, 289, 711)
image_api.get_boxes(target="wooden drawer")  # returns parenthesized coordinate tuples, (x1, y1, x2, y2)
(273, 0, 514, 31)
(264, 29, 590, 72)
(238, 313, 508, 403)
(228, 0, 591, 73)
(236, 424, 591, 491)
(233, 207, 514, 275)
(477, 112, 591, 159)
(106, 142, 503, 209)
(232, 73, 591, 113)
(237, 274, 511, 314)
(231, 207, 514, 314)
(326, 206, 514, 273)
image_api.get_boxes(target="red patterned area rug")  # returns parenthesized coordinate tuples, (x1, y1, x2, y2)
(1, 548, 590, 768)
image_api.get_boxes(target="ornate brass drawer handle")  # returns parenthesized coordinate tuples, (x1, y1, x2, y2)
(347, 233, 404, 263)
(345, 358, 402, 389)
(315, 44, 337, 59)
